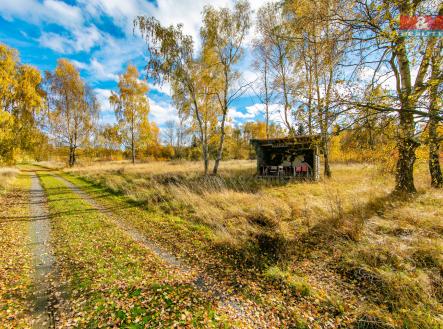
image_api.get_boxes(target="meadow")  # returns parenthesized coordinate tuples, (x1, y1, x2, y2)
(60, 159, 443, 328)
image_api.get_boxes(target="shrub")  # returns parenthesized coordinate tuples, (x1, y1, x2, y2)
(355, 309, 395, 329)
(264, 266, 312, 297)
(411, 242, 443, 271)
(322, 294, 345, 316)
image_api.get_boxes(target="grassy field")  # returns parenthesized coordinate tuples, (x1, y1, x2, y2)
(38, 172, 233, 328)
(0, 160, 441, 327)
(63, 160, 443, 328)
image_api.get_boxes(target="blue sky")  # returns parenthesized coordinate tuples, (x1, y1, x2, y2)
(0, 0, 276, 134)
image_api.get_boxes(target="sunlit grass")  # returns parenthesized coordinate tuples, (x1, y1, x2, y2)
(38, 172, 230, 328)
(63, 160, 443, 327)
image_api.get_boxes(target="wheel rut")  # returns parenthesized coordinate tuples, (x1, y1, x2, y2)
(52, 173, 268, 328)
(29, 173, 55, 329)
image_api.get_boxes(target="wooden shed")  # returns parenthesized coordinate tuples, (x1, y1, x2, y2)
(250, 135, 320, 180)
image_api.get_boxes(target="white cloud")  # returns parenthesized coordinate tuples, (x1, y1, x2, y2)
(38, 26, 102, 54)
(90, 58, 120, 82)
(148, 82, 172, 97)
(1, 0, 105, 56)
(148, 98, 179, 125)
(0, 0, 83, 29)
(228, 102, 286, 124)
(229, 103, 263, 122)
(38, 33, 70, 54)
(244, 103, 285, 124)
(95, 88, 112, 105)
(43, 0, 84, 28)
(80, 0, 152, 35)
(67, 35, 144, 82)
(80, 0, 276, 48)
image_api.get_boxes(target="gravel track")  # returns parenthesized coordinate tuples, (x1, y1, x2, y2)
(29, 173, 55, 329)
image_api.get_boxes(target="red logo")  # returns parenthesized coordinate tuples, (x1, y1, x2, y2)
(400, 16, 443, 30)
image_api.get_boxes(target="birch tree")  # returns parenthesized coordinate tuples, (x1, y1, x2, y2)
(134, 17, 219, 175)
(109, 65, 150, 164)
(201, 0, 251, 175)
(428, 39, 442, 187)
(338, 0, 443, 193)
(256, 2, 297, 135)
(47, 59, 99, 166)
(283, 0, 350, 178)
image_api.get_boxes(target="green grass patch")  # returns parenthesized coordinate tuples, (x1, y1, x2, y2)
(264, 266, 312, 297)
(38, 172, 229, 328)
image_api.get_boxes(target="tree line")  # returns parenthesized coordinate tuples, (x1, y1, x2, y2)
(0, 44, 278, 166)
(1, 0, 442, 194)
(135, 0, 442, 191)
(0, 51, 162, 167)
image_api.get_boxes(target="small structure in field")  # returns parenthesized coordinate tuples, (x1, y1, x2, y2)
(250, 135, 320, 180)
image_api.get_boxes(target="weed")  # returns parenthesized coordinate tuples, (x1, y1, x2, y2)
(355, 309, 395, 329)
(322, 294, 345, 316)
(264, 266, 312, 297)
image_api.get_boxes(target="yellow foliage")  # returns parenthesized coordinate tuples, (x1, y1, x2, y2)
(0, 43, 46, 163)
(0, 111, 14, 163)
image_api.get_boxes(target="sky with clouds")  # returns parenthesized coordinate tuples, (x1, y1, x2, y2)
(0, 0, 278, 132)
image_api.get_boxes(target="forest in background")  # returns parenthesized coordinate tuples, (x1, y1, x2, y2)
(1, 0, 442, 194)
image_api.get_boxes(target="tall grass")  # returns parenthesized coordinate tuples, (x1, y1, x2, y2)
(65, 160, 443, 327)
(65, 162, 392, 257)
(0, 167, 19, 193)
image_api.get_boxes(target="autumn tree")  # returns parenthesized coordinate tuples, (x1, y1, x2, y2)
(46, 59, 99, 167)
(101, 124, 122, 151)
(109, 65, 150, 164)
(337, 0, 443, 193)
(13, 64, 46, 155)
(256, 2, 297, 134)
(0, 44, 18, 114)
(428, 39, 442, 187)
(201, 0, 252, 175)
(1, 44, 22, 162)
(135, 17, 219, 175)
(0, 43, 46, 163)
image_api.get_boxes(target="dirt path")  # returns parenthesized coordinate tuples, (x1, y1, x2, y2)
(29, 173, 55, 329)
(52, 173, 268, 328)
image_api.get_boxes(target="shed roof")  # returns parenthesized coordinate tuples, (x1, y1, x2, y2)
(250, 135, 320, 146)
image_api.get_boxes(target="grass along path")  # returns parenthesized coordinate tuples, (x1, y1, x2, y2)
(50, 172, 268, 328)
(60, 163, 443, 327)
(58, 172, 334, 327)
(37, 172, 236, 328)
(0, 173, 33, 328)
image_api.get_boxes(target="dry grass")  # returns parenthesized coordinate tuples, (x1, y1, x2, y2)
(0, 167, 20, 193)
(65, 160, 443, 327)
(65, 161, 390, 247)
(34, 161, 65, 170)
